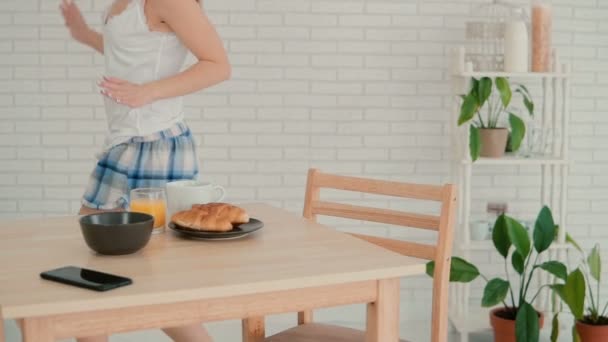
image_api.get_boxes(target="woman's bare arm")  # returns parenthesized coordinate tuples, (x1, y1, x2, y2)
(99, 0, 230, 107)
(60, 0, 103, 54)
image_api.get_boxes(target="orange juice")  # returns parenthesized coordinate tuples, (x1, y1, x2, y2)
(130, 199, 166, 229)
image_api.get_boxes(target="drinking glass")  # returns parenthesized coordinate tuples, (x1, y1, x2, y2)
(130, 188, 167, 234)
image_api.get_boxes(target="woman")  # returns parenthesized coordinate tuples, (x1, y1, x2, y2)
(61, 0, 230, 340)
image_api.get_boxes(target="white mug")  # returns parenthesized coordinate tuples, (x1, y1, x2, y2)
(166, 180, 226, 218)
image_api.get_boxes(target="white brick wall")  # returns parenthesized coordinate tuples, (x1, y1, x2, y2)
(1, 0, 607, 339)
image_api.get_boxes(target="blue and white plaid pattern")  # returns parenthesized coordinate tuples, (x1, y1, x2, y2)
(82, 122, 199, 210)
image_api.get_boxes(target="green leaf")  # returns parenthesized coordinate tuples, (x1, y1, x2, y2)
(496, 77, 512, 108)
(492, 215, 512, 259)
(512, 251, 525, 275)
(515, 85, 535, 117)
(550, 313, 559, 342)
(566, 233, 583, 253)
(508, 113, 526, 152)
(426, 257, 480, 283)
(552, 269, 586, 320)
(482, 278, 510, 307)
(516, 301, 540, 342)
(469, 125, 481, 162)
(507, 216, 531, 259)
(533, 206, 556, 253)
(537, 261, 568, 281)
(458, 93, 479, 126)
(588, 244, 601, 282)
(477, 77, 493, 107)
(517, 84, 532, 97)
(523, 96, 535, 117)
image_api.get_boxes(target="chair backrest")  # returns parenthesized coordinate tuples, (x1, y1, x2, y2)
(302, 168, 457, 342)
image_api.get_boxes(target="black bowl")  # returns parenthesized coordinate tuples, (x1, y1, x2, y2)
(79, 212, 154, 255)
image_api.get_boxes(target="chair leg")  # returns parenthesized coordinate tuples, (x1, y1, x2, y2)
(242, 317, 265, 342)
(366, 278, 399, 342)
(297, 310, 313, 325)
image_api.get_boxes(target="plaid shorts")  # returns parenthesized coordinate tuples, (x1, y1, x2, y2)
(82, 123, 199, 210)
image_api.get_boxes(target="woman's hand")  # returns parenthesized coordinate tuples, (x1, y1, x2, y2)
(99, 77, 157, 108)
(60, 0, 91, 43)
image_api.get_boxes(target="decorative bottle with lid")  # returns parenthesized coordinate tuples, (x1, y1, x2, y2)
(531, 0, 553, 72)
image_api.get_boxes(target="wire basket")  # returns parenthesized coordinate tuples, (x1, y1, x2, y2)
(465, 0, 529, 72)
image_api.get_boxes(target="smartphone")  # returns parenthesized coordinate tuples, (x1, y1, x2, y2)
(40, 266, 132, 292)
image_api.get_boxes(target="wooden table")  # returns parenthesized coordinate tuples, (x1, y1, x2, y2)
(0, 204, 425, 342)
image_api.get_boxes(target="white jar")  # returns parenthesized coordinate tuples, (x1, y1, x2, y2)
(504, 21, 529, 73)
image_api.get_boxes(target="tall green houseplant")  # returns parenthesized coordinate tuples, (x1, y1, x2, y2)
(552, 238, 608, 342)
(458, 77, 534, 161)
(427, 206, 565, 342)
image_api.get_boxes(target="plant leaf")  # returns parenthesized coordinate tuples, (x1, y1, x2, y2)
(517, 84, 532, 97)
(512, 251, 525, 275)
(550, 313, 559, 342)
(552, 269, 586, 320)
(538, 261, 568, 281)
(496, 77, 512, 108)
(508, 113, 526, 152)
(588, 244, 601, 282)
(492, 215, 511, 259)
(516, 85, 535, 117)
(516, 301, 540, 342)
(566, 233, 583, 253)
(426, 257, 480, 283)
(458, 93, 479, 126)
(523, 96, 535, 117)
(482, 278, 510, 307)
(469, 125, 480, 162)
(477, 77, 493, 107)
(533, 206, 556, 253)
(507, 216, 531, 259)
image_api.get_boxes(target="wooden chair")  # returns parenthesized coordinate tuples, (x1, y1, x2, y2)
(243, 169, 457, 342)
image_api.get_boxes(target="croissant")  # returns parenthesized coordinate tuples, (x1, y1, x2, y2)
(171, 203, 250, 232)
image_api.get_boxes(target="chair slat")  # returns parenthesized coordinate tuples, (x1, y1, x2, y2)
(313, 173, 443, 202)
(348, 233, 437, 260)
(312, 201, 440, 231)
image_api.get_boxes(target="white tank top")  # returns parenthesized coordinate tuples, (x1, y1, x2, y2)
(101, 0, 189, 151)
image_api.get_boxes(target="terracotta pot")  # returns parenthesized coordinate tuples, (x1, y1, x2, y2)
(479, 128, 509, 158)
(490, 308, 545, 342)
(576, 320, 608, 342)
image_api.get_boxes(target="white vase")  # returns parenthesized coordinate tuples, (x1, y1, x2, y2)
(504, 21, 529, 73)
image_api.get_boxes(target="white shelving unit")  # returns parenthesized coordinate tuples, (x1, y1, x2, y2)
(449, 47, 572, 342)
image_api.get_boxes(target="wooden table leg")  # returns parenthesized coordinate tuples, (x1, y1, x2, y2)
(22, 317, 54, 342)
(242, 316, 265, 342)
(366, 278, 400, 342)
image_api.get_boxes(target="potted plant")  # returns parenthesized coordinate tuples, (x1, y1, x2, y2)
(458, 77, 535, 160)
(551, 238, 608, 342)
(427, 206, 565, 342)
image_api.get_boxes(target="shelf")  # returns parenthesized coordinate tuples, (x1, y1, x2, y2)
(454, 71, 570, 79)
(456, 240, 570, 251)
(461, 154, 569, 166)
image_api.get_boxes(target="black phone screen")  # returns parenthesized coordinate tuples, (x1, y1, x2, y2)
(40, 266, 132, 291)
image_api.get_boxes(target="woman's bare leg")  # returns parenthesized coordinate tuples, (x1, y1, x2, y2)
(163, 324, 213, 342)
